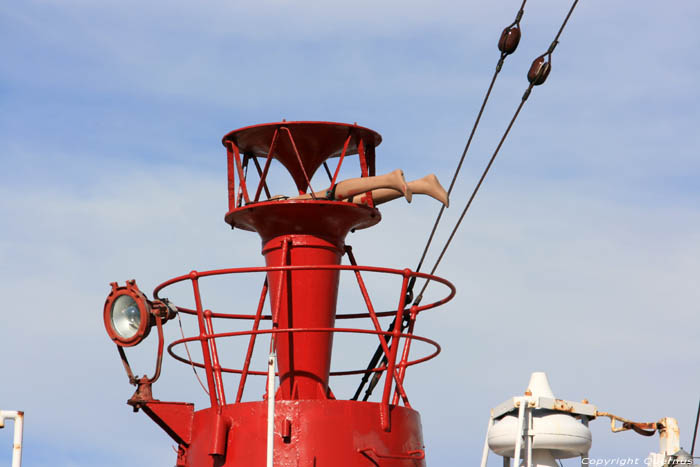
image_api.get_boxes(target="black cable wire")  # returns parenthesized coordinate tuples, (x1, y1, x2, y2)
(691, 399, 699, 457)
(353, 0, 582, 402)
(553, 0, 579, 45)
(407, 0, 527, 302)
(351, 0, 527, 401)
(323, 161, 333, 182)
(414, 0, 580, 303)
(407, 60, 503, 301)
(414, 81, 534, 301)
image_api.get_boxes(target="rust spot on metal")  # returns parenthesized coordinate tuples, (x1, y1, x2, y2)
(553, 399, 575, 412)
(597, 411, 660, 436)
(623, 422, 658, 436)
(127, 376, 155, 411)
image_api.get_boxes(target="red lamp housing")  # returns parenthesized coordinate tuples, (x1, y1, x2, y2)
(103, 280, 153, 347)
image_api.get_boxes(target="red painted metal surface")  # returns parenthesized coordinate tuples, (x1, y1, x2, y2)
(263, 234, 341, 400)
(109, 122, 455, 466)
(183, 401, 424, 466)
(226, 200, 380, 238)
(221, 121, 381, 194)
(148, 265, 452, 466)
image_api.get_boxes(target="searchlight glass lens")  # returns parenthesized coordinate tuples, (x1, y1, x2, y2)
(111, 295, 142, 339)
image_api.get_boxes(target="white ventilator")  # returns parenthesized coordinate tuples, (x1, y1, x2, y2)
(480, 372, 594, 467)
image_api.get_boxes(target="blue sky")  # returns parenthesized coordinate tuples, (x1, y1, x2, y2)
(1, 1, 699, 465)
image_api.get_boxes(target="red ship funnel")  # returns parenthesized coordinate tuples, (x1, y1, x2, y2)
(263, 233, 340, 399)
(222, 122, 383, 400)
(227, 200, 380, 399)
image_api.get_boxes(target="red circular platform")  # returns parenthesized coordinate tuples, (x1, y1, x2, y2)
(225, 199, 381, 244)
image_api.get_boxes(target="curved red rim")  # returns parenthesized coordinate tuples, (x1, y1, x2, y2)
(221, 120, 382, 151)
(154, 264, 455, 316)
(103, 287, 151, 347)
(168, 327, 440, 377)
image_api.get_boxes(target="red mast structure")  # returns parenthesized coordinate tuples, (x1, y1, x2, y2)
(103, 121, 454, 466)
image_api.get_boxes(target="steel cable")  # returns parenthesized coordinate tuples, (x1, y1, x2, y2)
(414, 81, 534, 302)
(691, 399, 699, 457)
(407, 0, 527, 302)
(351, 0, 528, 401)
(415, 0, 580, 303)
(356, 82, 535, 401)
(353, 0, 582, 401)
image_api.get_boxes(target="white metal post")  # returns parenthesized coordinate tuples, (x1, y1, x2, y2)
(266, 353, 276, 467)
(525, 407, 533, 467)
(0, 410, 24, 467)
(481, 414, 494, 467)
(580, 415, 589, 467)
(513, 399, 526, 467)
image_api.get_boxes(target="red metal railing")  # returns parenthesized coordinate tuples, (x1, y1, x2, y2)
(153, 262, 454, 429)
(223, 122, 377, 207)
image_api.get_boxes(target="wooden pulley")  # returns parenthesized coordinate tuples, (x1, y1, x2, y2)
(498, 25, 521, 55)
(527, 55, 551, 85)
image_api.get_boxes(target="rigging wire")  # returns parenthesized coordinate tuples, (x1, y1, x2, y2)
(415, 0, 580, 303)
(407, 0, 527, 303)
(691, 399, 699, 457)
(323, 161, 334, 182)
(359, 79, 537, 400)
(353, 0, 582, 401)
(351, 0, 527, 401)
(414, 79, 535, 301)
(177, 311, 210, 395)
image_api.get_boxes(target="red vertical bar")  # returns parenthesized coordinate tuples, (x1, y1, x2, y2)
(253, 129, 279, 202)
(356, 138, 374, 207)
(251, 156, 272, 201)
(346, 247, 409, 406)
(381, 271, 409, 430)
(357, 137, 368, 177)
(236, 278, 269, 403)
(191, 274, 219, 408)
(392, 306, 417, 406)
(232, 144, 250, 205)
(204, 309, 226, 406)
(330, 134, 352, 188)
(281, 127, 315, 196)
(270, 238, 290, 328)
(226, 143, 236, 210)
